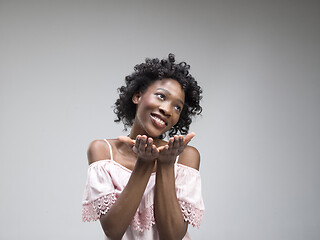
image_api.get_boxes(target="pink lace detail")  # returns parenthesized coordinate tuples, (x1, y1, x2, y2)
(82, 196, 203, 230)
(130, 201, 203, 232)
(131, 205, 155, 232)
(179, 200, 204, 228)
(82, 193, 116, 222)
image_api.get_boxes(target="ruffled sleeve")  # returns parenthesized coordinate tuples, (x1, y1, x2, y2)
(175, 163, 205, 228)
(82, 160, 117, 222)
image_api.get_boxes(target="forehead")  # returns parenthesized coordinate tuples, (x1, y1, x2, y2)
(145, 78, 185, 100)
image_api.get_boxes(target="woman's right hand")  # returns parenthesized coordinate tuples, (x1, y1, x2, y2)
(118, 135, 159, 162)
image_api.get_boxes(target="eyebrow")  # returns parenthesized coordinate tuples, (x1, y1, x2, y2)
(156, 88, 184, 105)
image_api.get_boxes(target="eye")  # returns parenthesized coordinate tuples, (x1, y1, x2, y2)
(156, 93, 165, 100)
(175, 105, 182, 112)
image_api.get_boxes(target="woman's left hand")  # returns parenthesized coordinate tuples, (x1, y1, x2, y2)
(157, 132, 195, 164)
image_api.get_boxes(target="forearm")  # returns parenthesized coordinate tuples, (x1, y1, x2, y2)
(154, 163, 187, 240)
(100, 160, 155, 240)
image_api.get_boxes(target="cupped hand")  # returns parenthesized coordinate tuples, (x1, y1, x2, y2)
(157, 132, 195, 164)
(118, 135, 159, 162)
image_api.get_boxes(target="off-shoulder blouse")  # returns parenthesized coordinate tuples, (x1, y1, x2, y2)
(82, 139, 204, 239)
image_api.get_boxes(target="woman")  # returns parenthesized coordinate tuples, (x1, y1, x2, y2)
(82, 54, 204, 240)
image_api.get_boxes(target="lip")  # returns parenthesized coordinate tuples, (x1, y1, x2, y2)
(150, 113, 168, 128)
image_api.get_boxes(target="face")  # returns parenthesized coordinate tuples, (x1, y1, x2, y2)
(132, 78, 185, 138)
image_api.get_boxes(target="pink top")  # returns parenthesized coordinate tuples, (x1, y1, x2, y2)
(82, 139, 205, 240)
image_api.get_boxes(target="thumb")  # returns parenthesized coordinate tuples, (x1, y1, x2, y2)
(183, 132, 196, 146)
(157, 145, 167, 151)
(118, 136, 135, 146)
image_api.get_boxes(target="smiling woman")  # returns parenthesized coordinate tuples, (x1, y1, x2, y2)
(82, 54, 204, 240)
(132, 79, 185, 138)
(114, 53, 202, 138)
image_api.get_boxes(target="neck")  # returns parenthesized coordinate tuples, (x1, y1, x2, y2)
(128, 130, 162, 145)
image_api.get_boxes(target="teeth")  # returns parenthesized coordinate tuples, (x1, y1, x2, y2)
(152, 115, 165, 125)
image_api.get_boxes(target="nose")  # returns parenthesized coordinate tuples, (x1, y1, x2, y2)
(159, 104, 171, 117)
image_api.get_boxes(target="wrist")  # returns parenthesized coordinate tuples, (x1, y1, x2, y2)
(135, 158, 156, 172)
(156, 160, 175, 171)
(155, 161, 175, 186)
(157, 156, 176, 166)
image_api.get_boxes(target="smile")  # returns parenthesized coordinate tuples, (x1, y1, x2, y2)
(150, 113, 167, 128)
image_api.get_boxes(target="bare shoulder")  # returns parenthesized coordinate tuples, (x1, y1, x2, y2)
(87, 139, 111, 165)
(178, 145, 201, 170)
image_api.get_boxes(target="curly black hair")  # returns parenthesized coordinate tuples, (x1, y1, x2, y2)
(114, 53, 202, 138)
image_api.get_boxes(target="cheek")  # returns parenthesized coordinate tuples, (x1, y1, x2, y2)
(141, 96, 157, 109)
(176, 108, 184, 122)
(173, 115, 181, 126)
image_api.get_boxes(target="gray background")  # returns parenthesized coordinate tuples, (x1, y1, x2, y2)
(1, 0, 319, 239)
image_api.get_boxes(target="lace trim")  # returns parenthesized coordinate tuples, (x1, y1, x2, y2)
(131, 201, 203, 231)
(179, 200, 204, 228)
(131, 205, 155, 232)
(82, 193, 116, 222)
(82, 195, 203, 230)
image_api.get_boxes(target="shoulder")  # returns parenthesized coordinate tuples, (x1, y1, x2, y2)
(177, 145, 200, 170)
(87, 139, 112, 165)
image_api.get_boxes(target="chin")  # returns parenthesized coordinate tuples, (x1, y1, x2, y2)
(146, 128, 167, 139)
(148, 132, 163, 139)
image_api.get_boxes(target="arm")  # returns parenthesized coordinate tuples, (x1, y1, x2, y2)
(154, 134, 199, 240)
(155, 162, 188, 239)
(100, 160, 154, 239)
(88, 137, 158, 240)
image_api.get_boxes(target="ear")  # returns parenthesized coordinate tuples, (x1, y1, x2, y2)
(132, 92, 142, 104)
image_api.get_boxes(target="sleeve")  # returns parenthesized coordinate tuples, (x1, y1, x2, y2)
(175, 164, 205, 228)
(82, 161, 117, 222)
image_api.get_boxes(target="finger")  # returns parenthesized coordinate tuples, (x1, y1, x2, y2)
(183, 132, 196, 146)
(168, 137, 174, 149)
(172, 136, 180, 150)
(151, 145, 159, 156)
(135, 135, 141, 146)
(178, 135, 184, 152)
(146, 137, 153, 153)
(118, 136, 135, 146)
(133, 135, 141, 153)
(139, 135, 147, 152)
(173, 135, 182, 155)
(157, 145, 167, 151)
(163, 145, 169, 152)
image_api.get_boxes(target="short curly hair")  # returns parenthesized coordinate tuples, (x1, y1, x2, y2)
(114, 53, 202, 138)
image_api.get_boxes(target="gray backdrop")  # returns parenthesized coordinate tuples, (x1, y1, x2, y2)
(1, 0, 319, 239)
